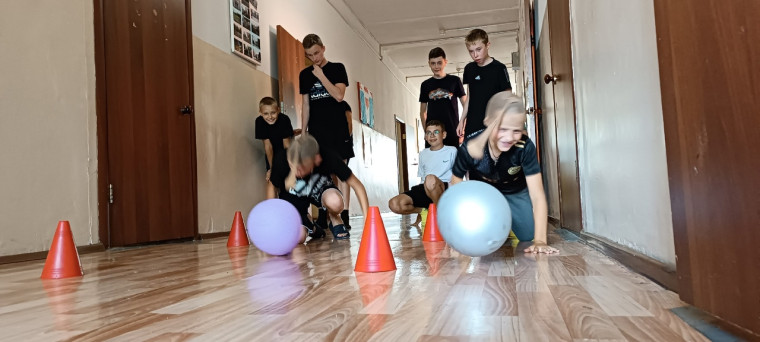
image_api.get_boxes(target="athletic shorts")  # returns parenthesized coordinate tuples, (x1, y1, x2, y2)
(279, 183, 339, 228)
(403, 182, 448, 209)
(314, 135, 355, 161)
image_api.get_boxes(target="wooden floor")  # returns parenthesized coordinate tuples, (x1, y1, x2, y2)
(1, 214, 708, 341)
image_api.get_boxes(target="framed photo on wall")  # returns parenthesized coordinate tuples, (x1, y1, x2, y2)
(230, 0, 261, 65)
(357, 82, 374, 128)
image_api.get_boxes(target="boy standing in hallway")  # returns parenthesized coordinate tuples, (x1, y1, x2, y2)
(299, 34, 354, 230)
(419, 47, 467, 147)
(457, 29, 512, 139)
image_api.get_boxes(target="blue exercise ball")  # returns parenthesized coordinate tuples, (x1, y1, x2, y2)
(437, 181, 512, 257)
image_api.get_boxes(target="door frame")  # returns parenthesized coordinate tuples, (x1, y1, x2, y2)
(276, 25, 307, 131)
(536, 8, 562, 223)
(93, 0, 199, 248)
(394, 116, 410, 194)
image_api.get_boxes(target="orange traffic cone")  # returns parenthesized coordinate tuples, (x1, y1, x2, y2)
(227, 211, 250, 247)
(422, 203, 444, 242)
(41, 221, 83, 279)
(355, 207, 396, 273)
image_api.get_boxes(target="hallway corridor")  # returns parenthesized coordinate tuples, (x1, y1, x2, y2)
(1, 214, 706, 341)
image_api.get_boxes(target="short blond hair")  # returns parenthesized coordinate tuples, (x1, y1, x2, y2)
(258, 96, 277, 109)
(465, 29, 489, 46)
(287, 135, 320, 167)
(466, 92, 525, 159)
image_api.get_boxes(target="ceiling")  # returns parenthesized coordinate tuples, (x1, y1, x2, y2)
(339, 0, 521, 91)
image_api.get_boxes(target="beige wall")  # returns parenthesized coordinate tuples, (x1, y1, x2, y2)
(0, 0, 416, 256)
(192, 37, 275, 234)
(570, 0, 675, 265)
(0, 0, 98, 256)
(192, 0, 418, 233)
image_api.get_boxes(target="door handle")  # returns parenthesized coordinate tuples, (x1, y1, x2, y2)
(180, 105, 193, 115)
(544, 74, 559, 84)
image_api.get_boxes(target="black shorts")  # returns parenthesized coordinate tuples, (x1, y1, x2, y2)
(314, 135, 355, 161)
(403, 182, 448, 209)
(279, 184, 339, 228)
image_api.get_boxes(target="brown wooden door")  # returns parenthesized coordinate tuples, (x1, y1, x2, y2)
(276, 26, 308, 131)
(547, 0, 582, 231)
(537, 13, 561, 221)
(103, 0, 197, 246)
(655, 0, 760, 336)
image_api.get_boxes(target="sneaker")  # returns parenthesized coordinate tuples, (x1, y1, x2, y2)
(508, 230, 519, 248)
(419, 209, 428, 232)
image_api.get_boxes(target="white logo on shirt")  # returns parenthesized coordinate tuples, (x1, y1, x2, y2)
(475, 75, 481, 80)
(310, 82, 331, 101)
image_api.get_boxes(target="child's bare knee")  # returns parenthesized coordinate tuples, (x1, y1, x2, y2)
(424, 175, 440, 190)
(388, 197, 401, 213)
(322, 190, 344, 213)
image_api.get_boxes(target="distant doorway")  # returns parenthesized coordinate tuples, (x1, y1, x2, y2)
(395, 117, 410, 193)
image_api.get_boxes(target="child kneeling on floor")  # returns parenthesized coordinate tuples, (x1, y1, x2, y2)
(268, 135, 369, 241)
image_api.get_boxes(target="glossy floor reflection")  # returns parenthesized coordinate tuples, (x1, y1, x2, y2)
(0, 214, 707, 341)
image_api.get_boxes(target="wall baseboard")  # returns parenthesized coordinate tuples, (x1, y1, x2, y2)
(198, 232, 229, 240)
(0, 244, 105, 265)
(570, 230, 679, 292)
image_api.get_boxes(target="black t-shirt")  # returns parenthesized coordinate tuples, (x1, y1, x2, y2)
(255, 114, 293, 152)
(419, 75, 466, 147)
(452, 131, 539, 194)
(269, 147, 353, 196)
(462, 59, 512, 136)
(255, 114, 293, 169)
(299, 62, 350, 144)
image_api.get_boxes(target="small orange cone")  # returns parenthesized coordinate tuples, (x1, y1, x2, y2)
(355, 207, 396, 273)
(422, 203, 444, 242)
(227, 211, 250, 247)
(41, 221, 83, 279)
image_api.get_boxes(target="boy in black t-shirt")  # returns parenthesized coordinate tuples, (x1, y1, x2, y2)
(299, 33, 351, 158)
(268, 135, 369, 241)
(255, 97, 294, 198)
(450, 92, 558, 254)
(299, 33, 355, 231)
(419, 47, 467, 147)
(457, 29, 512, 138)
